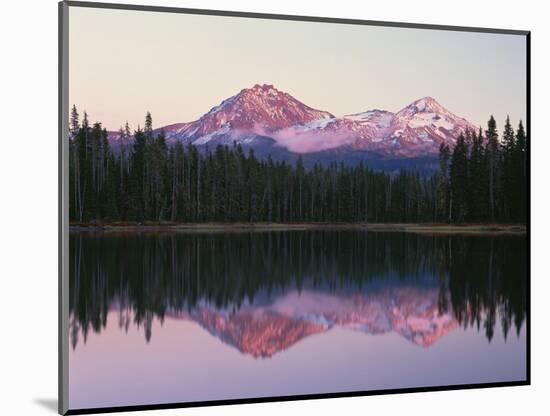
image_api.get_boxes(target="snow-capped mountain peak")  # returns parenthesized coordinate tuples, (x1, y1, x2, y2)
(108, 86, 479, 164)
(396, 97, 455, 119)
(195, 83, 334, 134)
(385, 97, 477, 156)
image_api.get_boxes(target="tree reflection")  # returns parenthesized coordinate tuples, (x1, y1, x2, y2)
(69, 231, 526, 347)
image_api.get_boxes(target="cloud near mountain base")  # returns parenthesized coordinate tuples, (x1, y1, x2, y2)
(253, 124, 354, 153)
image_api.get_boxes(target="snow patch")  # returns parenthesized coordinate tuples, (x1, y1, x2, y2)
(408, 112, 454, 130)
(299, 117, 337, 130)
(192, 125, 230, 145)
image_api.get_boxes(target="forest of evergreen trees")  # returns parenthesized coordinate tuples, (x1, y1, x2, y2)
(68, 105, 528, 224)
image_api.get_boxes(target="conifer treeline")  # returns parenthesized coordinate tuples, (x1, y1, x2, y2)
(438, 116, 528, 223)
(68, 106, 527, 224)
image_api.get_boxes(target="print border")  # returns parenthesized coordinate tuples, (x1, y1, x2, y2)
(58, 1, 531, 414)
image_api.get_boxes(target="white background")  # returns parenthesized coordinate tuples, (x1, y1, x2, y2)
(0, 0, 548, 415)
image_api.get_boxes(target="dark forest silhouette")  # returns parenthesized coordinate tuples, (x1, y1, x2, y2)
(68, 106, 527, 224)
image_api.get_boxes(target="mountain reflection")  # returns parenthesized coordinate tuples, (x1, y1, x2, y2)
(162, 287, 458, 357)
(69, 231, 527, 356)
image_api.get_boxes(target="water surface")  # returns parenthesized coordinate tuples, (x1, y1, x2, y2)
(69, 230, 527, 409)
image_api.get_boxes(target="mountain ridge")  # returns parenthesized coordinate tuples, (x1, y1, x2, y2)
(107, 84, 478, 168)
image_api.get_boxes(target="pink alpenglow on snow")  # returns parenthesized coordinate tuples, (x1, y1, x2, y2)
(108, 84, 478, 158)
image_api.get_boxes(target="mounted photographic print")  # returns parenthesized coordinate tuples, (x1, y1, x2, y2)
(58, 1, 530, 414)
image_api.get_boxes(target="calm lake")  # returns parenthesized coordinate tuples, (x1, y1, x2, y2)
(68, 230, 527, 410)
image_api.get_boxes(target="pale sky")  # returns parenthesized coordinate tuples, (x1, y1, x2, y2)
(69, 6, 527, 132)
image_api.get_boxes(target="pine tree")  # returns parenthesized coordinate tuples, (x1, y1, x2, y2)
(69, 105, 80, 221)
(437, 143, 451, 222)
(450, 134, 469, 223)
(129, 127, 146, 221)
(502, 116, 515, 154)
(70, 105, 80, 136)
(144, 111, 153, 137)
(515, 121, 527, 222)
(485, 116, 499, 221)
(469, 128, 485, 222)
(74, 111, 90, 222)
(501, 116, 516, 220)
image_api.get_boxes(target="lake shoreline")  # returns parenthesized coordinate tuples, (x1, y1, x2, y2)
(69, 222, 527, 235)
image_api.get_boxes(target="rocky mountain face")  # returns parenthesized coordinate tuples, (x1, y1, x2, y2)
(108, 84, 477, 169)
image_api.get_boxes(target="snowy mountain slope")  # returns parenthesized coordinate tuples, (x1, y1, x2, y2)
(106, 85, 478, 164)
(383, 97, 477, 156)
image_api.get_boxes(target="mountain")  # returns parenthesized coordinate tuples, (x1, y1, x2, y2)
(153, 84, 333, 147)
(383, 97, 477, 157)
(279, 97, 477, 157)
(108, 84, 478, 170)
(166, 287, 458, 358)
